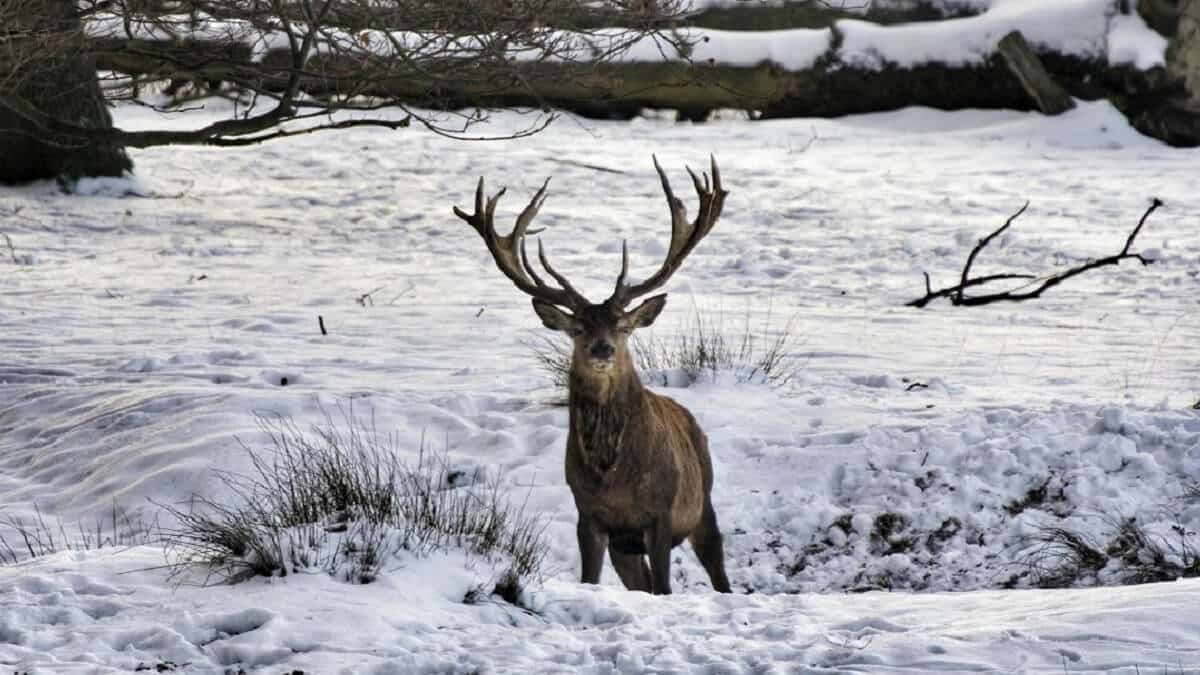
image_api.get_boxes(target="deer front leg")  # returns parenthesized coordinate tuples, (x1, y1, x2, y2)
(646, 515, 673, 595)
(577, 515, 607, 584)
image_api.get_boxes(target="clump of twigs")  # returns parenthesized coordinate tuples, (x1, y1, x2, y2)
(526, 333, 573, 389)
(1021, 526, 1109, 588)
(909, 199, 1163, 307)
(158, 412, 548, 600)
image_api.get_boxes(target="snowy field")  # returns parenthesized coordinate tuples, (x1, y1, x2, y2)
(2, 98, 1200, 672)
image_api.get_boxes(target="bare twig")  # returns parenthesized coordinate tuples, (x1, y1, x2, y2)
(387, 281, 416, 304)
(356, 286, 384, 306)
(956, 201, 1028, 304)
(1, 232, 17, 263)
(544, 157, 627, 175)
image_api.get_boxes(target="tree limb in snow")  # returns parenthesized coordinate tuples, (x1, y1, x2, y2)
(908, 199, 1164, 308)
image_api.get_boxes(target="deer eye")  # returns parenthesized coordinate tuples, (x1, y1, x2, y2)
(569, 326, 584, 338)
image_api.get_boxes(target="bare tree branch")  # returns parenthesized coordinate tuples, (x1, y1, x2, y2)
(2, 0, 691, 149)
(956, 201, 1028, 304)
(908, 199, 1164, 308)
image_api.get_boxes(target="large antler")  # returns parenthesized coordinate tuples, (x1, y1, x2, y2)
(609, 155, 727, 307)
(454, 177, 591, 309)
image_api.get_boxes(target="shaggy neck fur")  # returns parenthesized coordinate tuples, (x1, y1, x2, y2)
(568, 353, 643, 476)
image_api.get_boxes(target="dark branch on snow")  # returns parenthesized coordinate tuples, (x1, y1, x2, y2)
(908, 199, 1164, 308)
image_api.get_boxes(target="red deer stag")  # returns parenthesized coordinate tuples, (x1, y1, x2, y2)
(454, 156, 731, 595)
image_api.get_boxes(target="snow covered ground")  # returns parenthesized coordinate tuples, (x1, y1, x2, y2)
(2, 99, 1199, 672)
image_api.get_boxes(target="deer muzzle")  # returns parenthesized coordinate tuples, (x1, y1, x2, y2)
(588, 340, 615, 369)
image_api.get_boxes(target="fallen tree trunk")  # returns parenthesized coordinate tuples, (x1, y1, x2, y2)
(87, 29, 1199, 146)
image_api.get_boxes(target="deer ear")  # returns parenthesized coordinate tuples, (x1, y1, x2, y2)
(626, 294, 667, 329)
(532, 299, 574, 332)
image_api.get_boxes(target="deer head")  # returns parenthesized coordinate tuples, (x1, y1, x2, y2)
(454, 155, 727, 389)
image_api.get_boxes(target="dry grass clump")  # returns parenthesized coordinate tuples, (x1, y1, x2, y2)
(529, 305, 803, 389)
(159, 412, 548, 601)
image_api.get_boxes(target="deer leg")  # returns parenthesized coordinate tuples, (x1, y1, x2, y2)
(690, 500, 732, 593)
(646, 515, 673, 595)
(609, 545, 652, 592)
(577, 516, 607, 584)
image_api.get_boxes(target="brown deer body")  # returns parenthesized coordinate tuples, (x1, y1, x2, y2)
(455, 157, 731, 595)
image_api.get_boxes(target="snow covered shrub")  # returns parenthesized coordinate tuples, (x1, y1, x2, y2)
(160, 413, 548, 598)
(1023, 517, 1200, 588)
(529, 306, 802, 389)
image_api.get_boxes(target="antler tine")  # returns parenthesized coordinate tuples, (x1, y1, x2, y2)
(688, 155, 728, 232)
(454, 177, 589, 309)
(514, 177, 551, 238)
(653, 154, 691, 254)
(611, 239, 629, 298)
(484, 186, 506, 228)
(452, 177, 487, 235)
(519, 236, 546, 287)
(711, 161, 726, 230)
(514, 179, 553, 288)
(536, 239, 586, 301)
(609, 155, 728, 306)
(686, 165, 708, 196)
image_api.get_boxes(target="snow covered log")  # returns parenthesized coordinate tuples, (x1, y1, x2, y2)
(682, 0, 983, 31)
(85, 3, 1200, 146)
(91, 41, 1194, 145)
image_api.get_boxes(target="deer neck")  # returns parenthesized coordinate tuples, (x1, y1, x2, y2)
(568, 359, 644, 476)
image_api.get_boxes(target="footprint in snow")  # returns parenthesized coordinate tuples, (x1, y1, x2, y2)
(831, 616, 909, 634)
(261, 371, 303, 387)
